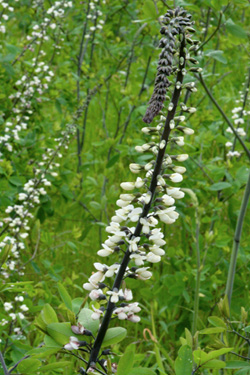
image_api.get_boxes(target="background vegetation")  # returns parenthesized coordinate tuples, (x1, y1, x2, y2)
(0, 0, 250, 374)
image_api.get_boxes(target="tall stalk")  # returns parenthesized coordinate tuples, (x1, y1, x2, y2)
(64, 7, 201, 373)
(225, 170, 250, 306)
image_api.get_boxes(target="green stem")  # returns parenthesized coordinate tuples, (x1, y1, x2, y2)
(192, 208, 201, 336)
(225, 169, 250, 307)
(151, 303, 166, 373)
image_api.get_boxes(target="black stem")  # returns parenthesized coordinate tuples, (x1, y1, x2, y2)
(87, 34, 187, 369)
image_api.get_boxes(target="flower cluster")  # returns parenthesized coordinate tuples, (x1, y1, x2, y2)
(225, 72, 250, 159)
(84, 0, 106, 40)
(0, 0, 72, 154)
(1, 295, 27, 338)
(0, 124, 75, 277)
(81, 10, 200, 369)
(0, 0, 16, 34)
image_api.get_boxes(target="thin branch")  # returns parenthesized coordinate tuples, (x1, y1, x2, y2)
(0, 351, 9, 375)
(197, 11, 223, 52)
(198, 74, 250, 161)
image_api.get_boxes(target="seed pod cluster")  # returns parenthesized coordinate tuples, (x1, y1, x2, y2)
(142, 7, 194, 124)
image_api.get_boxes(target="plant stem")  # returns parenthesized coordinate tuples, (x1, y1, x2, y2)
(192, 208, 201, 336)
(225, 168, 250, 307)
(151, 302, 165, 373)
(0, 351, 9, 375)
(87, 35, 187, 370)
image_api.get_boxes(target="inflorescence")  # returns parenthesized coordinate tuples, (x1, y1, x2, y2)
(64, 6, 202, 373)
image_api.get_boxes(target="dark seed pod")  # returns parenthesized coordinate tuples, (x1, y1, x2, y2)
(79, 340, 88, 346)
(166, 10, 174, 17)
(102, 349, 112, 355)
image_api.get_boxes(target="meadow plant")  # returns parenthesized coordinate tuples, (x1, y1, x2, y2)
(59, 7, 201, 374)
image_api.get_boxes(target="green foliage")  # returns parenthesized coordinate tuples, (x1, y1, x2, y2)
(0, 0, 250, 374)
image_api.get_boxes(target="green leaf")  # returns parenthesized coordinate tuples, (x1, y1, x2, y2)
(27, 347, 59, 358)
(103, 327, 127, 347)
(175, 345, 193, 375)
(226, 361, 250, 369)
(17, 359, 41, 373)
(117, 349, 135, 375)
(199, 327, 226, 334)
(208, 316, 227, 329)
(41, 304, 58, 325)
(0, 244, 11, 267)
(235, 368, 250, 375)
(209, 182, 231, 191)
(193, 350, 209, 365)
(202, 359, 226, 369)
(38, 361, 72, 372)
(142, 0, 157, 20)
(78, 308, 100, 335)
(57, 282, 72, 310)
(106, 154, 120, 168)
(204, 50, 227, 64)
(225, 18, 247, 39)
(47, 322, 73, 346)
(44, 335, 62, 348)
(128, 368, 156, 375)
(72, 298, 84, 314)
(198, 348, 233, 365)
(8, 176, 24, 186)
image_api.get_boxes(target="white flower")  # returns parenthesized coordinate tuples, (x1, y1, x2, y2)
(120, 194, 134, 202)
(91, 306, 104, 320)
(147, 252, 161, 263)
(157, 209, 175, 224)
(127, 236, 140, 252)
(149, 245, 165, 256)
(4, 302, 13, 312)
(83, 279, 99, 291)
(136, 267, 152, 280)
(127, 314, 140, 323)
(129, 163, 142, 173)
(89, 271, 105, 284)
(236, 127, 246, 136)
(130, 251, 146, 265)
(161, 194, 175, 206)
(182, 127, 194, 135)
(20, 304, 29, 312)
(225, 142, 233, 147)
(175, 154, 189, 162)
(64, 336, 80, 350)
(89, 289, 104, 301)
(128, 207, 142, 222)
(122, 288, 133, 301)
(169, 173, 183, 183)
(15, 296, 24, 302)
(166, 187, 185, 199)
(120, 182, 134, 190)
(174, 136, 185, 146)
(106, 289, 120, 303)
(97, 244, 114, 257)
(226, 127, 233, 134)
(94, 262, 119, 277)
(135, 177, 144, 188)
(113, 307, 127, 320)
(173, 166, 186, 174)
(234, 118, 244, 125)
